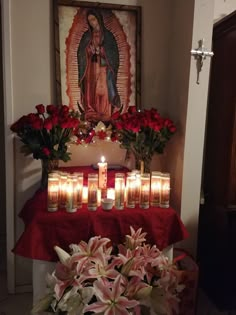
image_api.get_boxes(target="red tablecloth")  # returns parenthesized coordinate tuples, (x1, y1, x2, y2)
(13, 166, 189, 262)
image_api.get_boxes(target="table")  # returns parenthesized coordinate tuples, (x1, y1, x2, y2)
(12, 166, 189, 303)
(13, 191, 188, 261)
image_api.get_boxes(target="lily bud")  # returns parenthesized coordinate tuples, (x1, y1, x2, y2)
(121, 258, 133, 276)
(54, 246, 70, 265)
(135, 285, 152, 300)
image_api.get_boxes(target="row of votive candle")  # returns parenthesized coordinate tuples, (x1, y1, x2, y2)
(48, 172, 98, 212)
(124, 171, 170, 209)
(47, 171, 170, 212)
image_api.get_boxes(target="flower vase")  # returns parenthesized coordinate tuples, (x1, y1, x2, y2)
(134, 156, 152, 174)
(40, 159, 59, 189)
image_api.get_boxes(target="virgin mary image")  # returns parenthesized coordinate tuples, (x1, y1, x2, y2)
(62, 6, 136, 120)
(78, 10, 121, 121)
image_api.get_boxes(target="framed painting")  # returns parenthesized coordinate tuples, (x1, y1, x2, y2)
(53, 0, 141, 122)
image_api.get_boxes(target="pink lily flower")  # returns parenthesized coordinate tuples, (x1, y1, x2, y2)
(69, 236, 112, 269)
(84, 275, 139, 315)
(125, 226, 147, 250)
(123, 276, 152, 300)
(87, 258, 120, 280)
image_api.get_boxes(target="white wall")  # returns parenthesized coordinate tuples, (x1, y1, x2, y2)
(214, 0, 236, 22)
(166, 0, 195, 213)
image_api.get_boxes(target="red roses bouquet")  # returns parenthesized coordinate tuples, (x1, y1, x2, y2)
(10, 104, 80, 162)
(111, 107, 176, 172)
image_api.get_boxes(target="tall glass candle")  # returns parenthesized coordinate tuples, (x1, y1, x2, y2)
(82, 186, 88, 203)
(66, 175, 77, 213)
(160, 173, 170, 208)
(126, 172, 136, 208)
(59, 172, 68, 208)
(75, 172, 83, 209)
(140, 173, 150, 209)
(47, 173, 59, 212)
(150, 171, 162, 207)
(88, 173, 98, 211)
(98, 156, 107, 189)
(135, 173, 141, 204)
(115, 173, 125, 210)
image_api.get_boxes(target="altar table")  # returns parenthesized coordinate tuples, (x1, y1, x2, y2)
(12, 166, 188, 302)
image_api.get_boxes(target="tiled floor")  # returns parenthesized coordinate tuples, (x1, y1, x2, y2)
(0, 270, 236, 315)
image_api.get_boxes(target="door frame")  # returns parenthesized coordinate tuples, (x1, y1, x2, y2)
(2, 0, 15, 293)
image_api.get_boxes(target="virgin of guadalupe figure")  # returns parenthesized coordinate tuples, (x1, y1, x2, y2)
(77, 9, 121, 121)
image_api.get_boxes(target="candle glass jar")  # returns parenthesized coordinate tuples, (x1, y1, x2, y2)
(98, 158, 107, 189)
(150, 171, 162, 207)
(135, 173, 141, 204)
(59, 172, 68, 208)
(115, 173, 125, 210)
(140, 173, 150, 209)
(160, 173, 170, 208)
(131, 170, 141, 204)
(82, 186, 88, 204)
(66, 174, 77, 213)
(126, 172, 136, 208)
(47, 172, 59, 212)
(88, 173, 98, 211)
(74, 172, 83, 209)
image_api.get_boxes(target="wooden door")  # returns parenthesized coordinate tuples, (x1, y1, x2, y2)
(204, 11, 236, 208)
(199, 10, 236, 310)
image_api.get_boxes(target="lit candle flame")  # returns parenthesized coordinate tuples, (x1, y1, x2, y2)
(101, 156, 106, 163)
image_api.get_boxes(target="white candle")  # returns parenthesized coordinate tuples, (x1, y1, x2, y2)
(59, 172, 68, 208)
(47, 174, 59, 212)
(75, 172, 83, 209)
(160, 173, 170, 208)
(66, 175, 77, 213)
(88, 173, 98, 211)
(126, 172, 136, 208)
(140, 173, 150, 209)
(150, 172, 162, 207)
(98, 156, 107, 189)
(82, 186, 88, 203)
(115, 173, 125, 210)
(97, 188, 102, 206)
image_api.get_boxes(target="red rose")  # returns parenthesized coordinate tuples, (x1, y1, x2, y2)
(46, 105, 58, 115)
(60, 105, 69, 115)
(35, 104, 45, 114)
(51, 115, 59, 125)
(44, 118, 53, 130)
(128, 106, 137, 114)
(115, 122, 123, 130)
(72, 118, 79, 128)
(10, 115, 27, 132)
(27, 113, 38, 124)
(120, 113, 129, 121)
(60, 118, 70, 128)
(31, 118, 43, 130)
(42, 147, 50, 156)
(111, 111, 120, 120)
